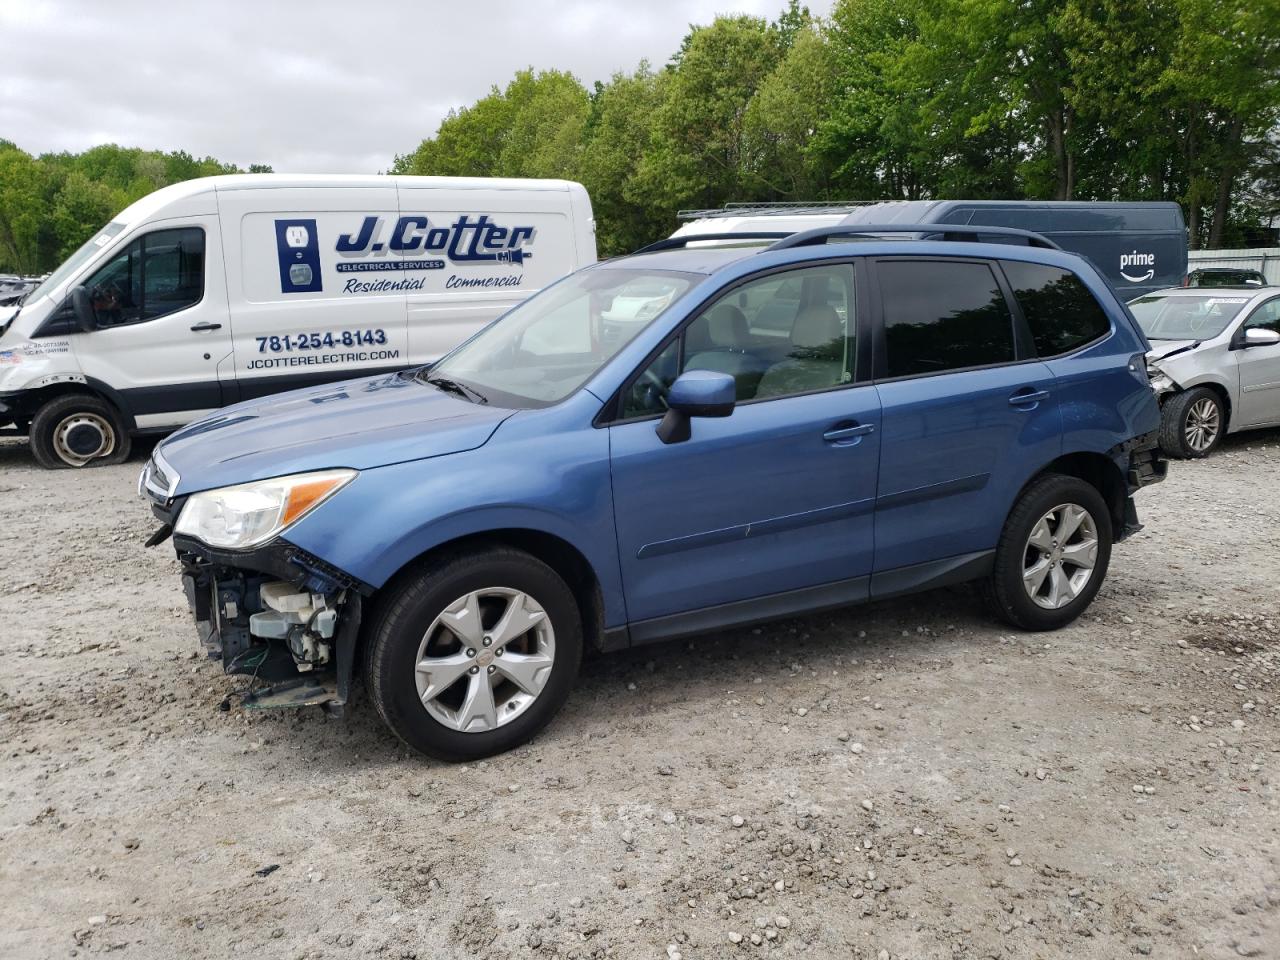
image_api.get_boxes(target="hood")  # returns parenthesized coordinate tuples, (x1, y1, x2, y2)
(1145, 339, 1200, 363)
(159, 371, 516, 493)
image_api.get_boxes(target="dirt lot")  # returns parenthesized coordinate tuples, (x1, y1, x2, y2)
(1, 431, 1278, 960)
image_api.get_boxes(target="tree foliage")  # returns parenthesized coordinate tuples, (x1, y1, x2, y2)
(4, 0, 1278, 270)
(0, 142, 256, 273)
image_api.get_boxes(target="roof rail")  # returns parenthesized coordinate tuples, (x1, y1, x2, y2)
(676, 201, 875, 221)
(767, 224, 1062, 251)
(634, 232, 793, 254)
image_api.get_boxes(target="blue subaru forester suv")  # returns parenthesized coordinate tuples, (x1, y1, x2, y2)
(140, 226, 1166, 760)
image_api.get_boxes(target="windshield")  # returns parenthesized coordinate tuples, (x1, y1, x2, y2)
(25, 221, 128, 304)
(421, 266, 700, 407)
(1129, 294, 1249, 341)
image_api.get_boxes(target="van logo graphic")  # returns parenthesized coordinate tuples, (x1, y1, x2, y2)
(274, 219, 323, 294)
(335, 215, 535, 269)
(1120, 250, 1155, 283)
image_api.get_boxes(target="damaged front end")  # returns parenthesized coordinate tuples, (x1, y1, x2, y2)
(142, 454, 369, 713)
(178, 538, 366, 712)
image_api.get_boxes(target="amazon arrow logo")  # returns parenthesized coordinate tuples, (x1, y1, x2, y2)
(1120, 250, 1156, 283)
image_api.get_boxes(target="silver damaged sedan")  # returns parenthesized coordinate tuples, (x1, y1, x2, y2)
(1131, 287, 1280, 457)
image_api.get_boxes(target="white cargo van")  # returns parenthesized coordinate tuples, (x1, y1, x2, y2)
(0, 174, 596, 467)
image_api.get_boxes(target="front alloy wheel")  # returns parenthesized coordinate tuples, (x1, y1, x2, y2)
(1159, 386, 1225, 459)
(365, 547, 582, 761)
(1183, 396, 1221, 454)
(415, 588, 556, 733)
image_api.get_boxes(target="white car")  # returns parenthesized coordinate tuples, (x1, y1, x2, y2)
(1132, 287, 1280, 457)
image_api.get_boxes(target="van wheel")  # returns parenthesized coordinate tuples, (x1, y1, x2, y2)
(1159, 387, 1224, 458)
(29, 394, 132, 469)
(983, 473, 1112, 631)
(364, 547, 582, 762)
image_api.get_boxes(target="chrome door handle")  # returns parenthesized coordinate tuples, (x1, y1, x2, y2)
(190, 322, 222, 332)
(1009, 389, 1050, 406)
(823, 423, 875, 443)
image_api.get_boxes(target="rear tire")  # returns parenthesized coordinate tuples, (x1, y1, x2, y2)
(1159, 386, 1224, 459)
(984, 473, 1112, 631)
(364, 547, 582, 762)
(29, 394, 132, 469)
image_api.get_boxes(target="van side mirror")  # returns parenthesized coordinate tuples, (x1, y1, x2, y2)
(69, 285, 97, 333)
(1242, 327, 1280, 348)
(656, 370, 736, 444)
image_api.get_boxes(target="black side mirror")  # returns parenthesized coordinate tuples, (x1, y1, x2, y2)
(656, 370, 736, 444)
(69, 285, 97, 333)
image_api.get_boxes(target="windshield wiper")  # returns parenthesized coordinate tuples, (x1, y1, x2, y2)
(425, 375, 488, 404)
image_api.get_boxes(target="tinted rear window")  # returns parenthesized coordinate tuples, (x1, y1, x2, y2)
(879, 260, 1015, 377)
(1002, 261, 1111, 356)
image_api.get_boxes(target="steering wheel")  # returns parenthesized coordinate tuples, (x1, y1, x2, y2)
(639, 368, 669, 412)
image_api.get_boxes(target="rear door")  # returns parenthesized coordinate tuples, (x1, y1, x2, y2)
(1234, 296, 1280, 427)
(870, 257, 1061, 574)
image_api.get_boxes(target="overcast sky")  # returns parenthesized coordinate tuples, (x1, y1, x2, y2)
(1, 0, 832, 174)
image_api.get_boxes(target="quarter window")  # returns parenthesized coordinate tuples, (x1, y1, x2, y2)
(621, 264, 855, 418)
(1002, 261, 1111, 356)
(879, 260, 1014, 378)
(82, 227, 205, 327)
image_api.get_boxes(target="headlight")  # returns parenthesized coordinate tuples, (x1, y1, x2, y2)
(174, 469, 356, 549)
(1147, 366, 1174, 393)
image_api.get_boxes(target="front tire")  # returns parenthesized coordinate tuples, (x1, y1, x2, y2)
(29, 394, 132, 469)
(1159, 386, 1224, 459)
(364, 547, 583, 761)
(984, 473, 1112, 631)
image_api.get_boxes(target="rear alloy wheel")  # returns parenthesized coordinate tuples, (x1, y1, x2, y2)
(984, 473, 1112, 631)
(365, 547, 582, 761)
(1159, 386, 1224, 459)
(29, 394, 132, 469)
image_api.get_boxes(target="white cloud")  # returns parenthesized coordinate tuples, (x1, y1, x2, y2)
(1, 0, 831, 173)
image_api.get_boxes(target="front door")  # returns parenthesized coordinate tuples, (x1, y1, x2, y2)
(1234, 297, 1280, 427)
(608, 262, 881, 630)
(73, 221, 233, 429)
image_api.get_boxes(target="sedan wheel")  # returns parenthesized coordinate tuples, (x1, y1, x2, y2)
(1021, 503, 1099, 610)
(415, 588, 556, 733)
(1183, 396, 1220, 454)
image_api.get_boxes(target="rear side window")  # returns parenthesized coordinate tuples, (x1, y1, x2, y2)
(878, 259, 1014, 378)
(1002, 261, 1111, 356)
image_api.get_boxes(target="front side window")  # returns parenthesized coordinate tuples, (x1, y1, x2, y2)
(1128, 294, 1249, 341)
(878, 260, 1014, 378)
(83, 227, 205, 327)
(425, 266, 699, 408)
(1242, 299, 1280, 334)
(1002, 261, 1111, 356)
(622, 263, 855, 418)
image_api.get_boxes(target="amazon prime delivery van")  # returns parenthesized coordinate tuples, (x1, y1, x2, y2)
(673, 200, 1186, 297)
(0, 174, 596, 468)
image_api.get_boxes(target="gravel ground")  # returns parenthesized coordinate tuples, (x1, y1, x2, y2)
(1, 430, 1278, 960)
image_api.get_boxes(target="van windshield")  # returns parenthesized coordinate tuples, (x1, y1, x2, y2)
(26, 222, 128, 304)
(421, 266, 700, 408)
(1129, 293, 1249, 341)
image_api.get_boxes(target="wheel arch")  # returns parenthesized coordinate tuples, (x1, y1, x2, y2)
(369, 527, 611, 654)
(1163, 378, 1232, 432)
(7, 379, 136, 432)
(1023, 451, 1128, 537)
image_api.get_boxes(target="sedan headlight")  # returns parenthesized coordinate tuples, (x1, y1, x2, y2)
(174, 469, 356, 549)
(1147, 366, 1174, 394)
